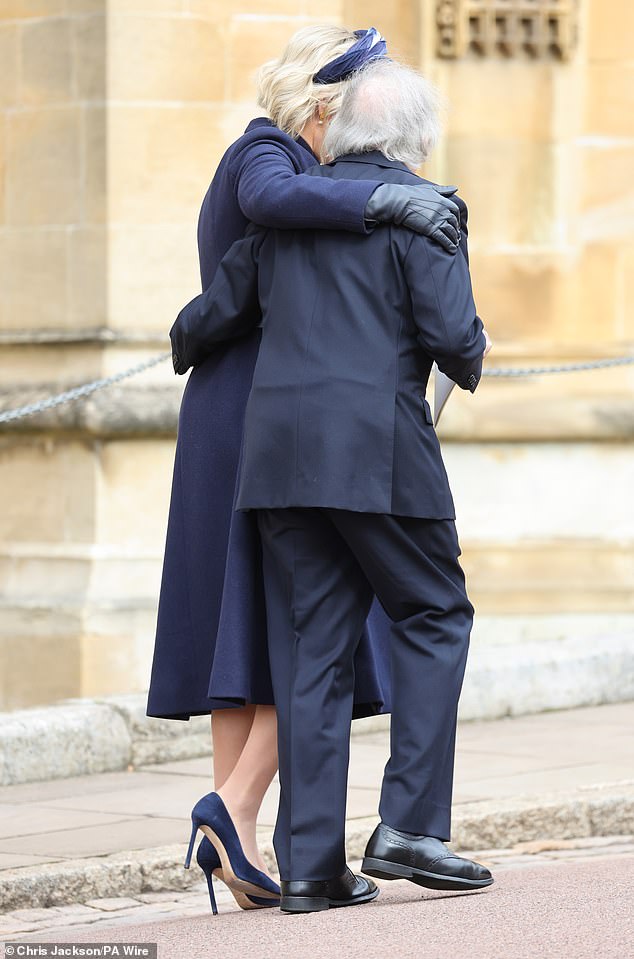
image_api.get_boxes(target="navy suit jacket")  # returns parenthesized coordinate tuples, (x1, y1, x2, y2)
(173, 152, 486, 520)
(197, 117, 378, 288)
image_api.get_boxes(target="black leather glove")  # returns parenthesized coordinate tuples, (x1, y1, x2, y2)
(365, 183, 461, 253)
(170, 296, 209, 375)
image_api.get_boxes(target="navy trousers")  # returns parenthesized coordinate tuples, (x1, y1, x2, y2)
(257, 507, 474, 882)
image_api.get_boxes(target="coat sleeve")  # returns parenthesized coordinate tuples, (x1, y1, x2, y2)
(232, 136, 379, 234)
(170, 231, 264, 374)
(403, 224, 486, 393)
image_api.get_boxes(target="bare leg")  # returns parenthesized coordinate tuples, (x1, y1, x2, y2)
(211, 705, 257, 789)
(216, 704, 278, 875)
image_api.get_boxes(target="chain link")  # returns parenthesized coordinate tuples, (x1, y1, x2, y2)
(482, 355, 634, 377)
(0, 351, 632, 426)
(0, 352, 171, 425)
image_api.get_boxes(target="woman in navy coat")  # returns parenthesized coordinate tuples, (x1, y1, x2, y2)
(146, 24, 460, 896)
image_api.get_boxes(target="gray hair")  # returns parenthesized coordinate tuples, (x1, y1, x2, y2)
(323, 59, 442, 169)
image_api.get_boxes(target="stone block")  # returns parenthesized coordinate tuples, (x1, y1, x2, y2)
(0, 702, 131, 786)
(0, 121, 5, 234)
(0, 228, 69, 329)
(73, 15, 106, 101)
(19, 17, 73, 105)
(306, 0, 342, 15)
(0, 344, 104, 390)
(111, 0, 188, 11)
(620, 247, 634, 339)
(85, 897, 143, 911)
(68, 226, 107, 328)
(436, 358, 634, 442)
(82, 105, 106, 224)
(554, 245, 623, 344)
(580, 142, 634, 212)
(123, 844, 203, 895)
(587, 1, 634, 61)
(343, 0, 412, 58)
(109, 14, 223, 101)
(0, 627, 82, 712)
(0, 2, 67, 17)
(459, 630, 634, 720)
(443, 59, 557, 141)
(585, 63, 634, 138)
(227, 17, 312, 101)
(587, 795, 634, 837)
(468, 246, 621, 348)
(107, 104, 222, 225)
(107, 224, 200, 332)
(445, 136, 559, 248)
(453, 796, 592, 851)
(6, 107, 81, 226)
(0, 856, 144, 912)
(94, 440, 176, 548)
(0, 23, 18, 108)
(77, 383, 181, 438)
(95, 693, 212, 767)
(69, 0, 105, 11)
(78, 627, 155, 702)
(0, 438, 96, 542)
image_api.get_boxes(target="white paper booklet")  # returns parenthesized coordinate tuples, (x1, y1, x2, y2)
(433, 364, 457, 427)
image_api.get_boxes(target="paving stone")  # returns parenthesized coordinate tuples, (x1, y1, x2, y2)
(52, 903, 103, 916)
(0, 816, 184, 858)
(40, 774, 207, 819)
(135, 890, 182, 903)
(542, 845, 634, 860)
(138, 757, 212, 778)
(0, 802, 140, 841)
(0, 920, 37, 934)
(0, 852, 65, 870)
(26, 911, 105, 928)
(6, 907, 59, 922)
(84, 896, 144, 911)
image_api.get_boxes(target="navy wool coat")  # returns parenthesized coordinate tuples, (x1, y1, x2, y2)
(171, 152, 485, 521)
(147, 119, 393, 720)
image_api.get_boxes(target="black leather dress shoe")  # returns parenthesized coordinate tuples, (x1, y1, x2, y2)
(362, 822, 494, 891)
(280, 867, 379, 913)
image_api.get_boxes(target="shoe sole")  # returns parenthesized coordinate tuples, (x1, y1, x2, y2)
(200, 824, 279, 901)
(281, 885, 380, 914)
(362, 856, 494, 891)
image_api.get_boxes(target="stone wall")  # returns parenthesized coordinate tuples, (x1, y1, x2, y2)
(0, 0, 632, 711)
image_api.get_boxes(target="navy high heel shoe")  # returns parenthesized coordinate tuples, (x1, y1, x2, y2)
(185, 793, 280, 906)
(196, 837, 279, 913)
(196, 836, 221, 915)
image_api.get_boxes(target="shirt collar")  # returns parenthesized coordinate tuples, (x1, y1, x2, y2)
(328, 150, 413, 175)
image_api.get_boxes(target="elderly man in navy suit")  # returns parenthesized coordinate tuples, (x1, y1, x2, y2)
(172, 59, 494, 913)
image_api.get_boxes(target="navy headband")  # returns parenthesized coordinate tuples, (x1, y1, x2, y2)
(313, 27, 387, 85)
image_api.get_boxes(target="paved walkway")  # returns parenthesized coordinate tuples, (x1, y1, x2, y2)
(1, 702, 632, 952)
(0, 702, 631, 871)
(3, 843, 633, 956)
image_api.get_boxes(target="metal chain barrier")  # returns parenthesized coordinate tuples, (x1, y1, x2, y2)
(482, 355, 634, 377)
(0, 352, 171, 425)
(0, 351, 632, 426)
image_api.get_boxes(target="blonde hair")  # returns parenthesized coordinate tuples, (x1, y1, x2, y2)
(256, 25, 358, 139)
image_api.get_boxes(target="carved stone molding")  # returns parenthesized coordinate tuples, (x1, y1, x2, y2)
(436, 0, 579, 61)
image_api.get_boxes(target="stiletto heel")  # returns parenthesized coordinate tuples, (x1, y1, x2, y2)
(184, 820, 198, 870)
(196, 836, 279, 913)
(188, 793, 280, 907)
(200, 860, 219, 915)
